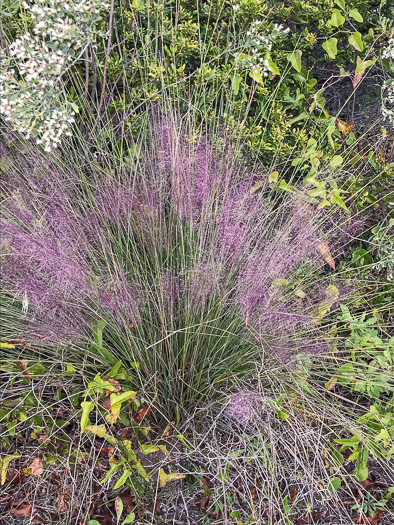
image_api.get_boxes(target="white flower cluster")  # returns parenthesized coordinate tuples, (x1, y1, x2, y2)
(0, 0, 108, 152)
(382, 38, 394, 124)
(246, 21, 290, 77)
(26, 0, 109, 47)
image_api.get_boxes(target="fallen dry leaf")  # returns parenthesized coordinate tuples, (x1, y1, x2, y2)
(102, 397, 111, 411)
(296, 509, 327, 524)
(336, 118, 354, 136)
(199, 495, 210, 511)
(94, 445, 115, 458)
(119, 493, 135, 515)
(317, 240, 335, 269)
(353, 509, 384, 524)
(102, 377, 121, 397)
(11, 501, 32, 516)
(58, 494, 68, 512)
(359, 476, 383, 491)
(29, 457, 44, 476)
(16, 360, 31, 383)
(133, 407, 151, 425)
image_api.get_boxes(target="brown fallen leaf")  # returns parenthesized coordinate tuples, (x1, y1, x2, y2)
(336, 118, 354, 136)
(28, 457, 44, 476)
(119, 493, 135, 515)
(353, 509, 384, 524)
(317, 240, 335, 269)
(199, 495, 210, 511)
(133, 407, 151, 425)
(58, 494, 68, 512)
(11, 501, 32, 516)
(16, 360, 31, 383)
(102, 397, 111, 411)
(94, 445, 115, 458)
(359, 476, 383, 491)
(296, 509, 327, 524)
(102, 377, 121, 397)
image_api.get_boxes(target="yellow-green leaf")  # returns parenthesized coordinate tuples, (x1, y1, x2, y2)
(140, 445, 159, 455)
(349, 8, 363, 22)
(267, 57, 280, 75)
(85, 424, 107, 438)
(275, 409, 290, 420)
(268, 170, 279, 184)
(114, 469, 133, 489)
(159, 468, 185, 488)
(80, 401, 94, 433)
(0, 454, 20, 485)
(322, 38, 338, 59)
(330, 9, 345, 27)
(287, 50, 302, 72)
(349, 32, 364, 52)
(110, 391, 137, 406)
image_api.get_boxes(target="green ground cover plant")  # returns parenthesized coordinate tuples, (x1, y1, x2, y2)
(1, 0, 393, 524)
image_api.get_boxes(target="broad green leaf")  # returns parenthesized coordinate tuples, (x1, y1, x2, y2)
(327, 125, 336, 150)
(349, 8, 363, 22)
(108, 360, 123, 378)
(287, 50, 302, 72)
(375, 428, 390, 445)
(66, 363, 76, 376)
(355, 58, 375, 74)
(133, 460, 149, 481)
(121, 513, 135, 525)
(328, 477, 342, 492)
(267, 57, 280, 75)
(110, 391, 137, 406)
(231, 74, 242, 94)
(322, 38, 338, 59)
(330, 188, 347, 209)
(159, 468, 185, 488)
(287, 111, 308, 125)
(349, 32, 364, 52)
(80, 401, 94, 433)
(114, 469, 133, 489)
(140, 445, 159, 455)
(88, 521, 102, 525)
(101, 459, 123, 483)
(70, 102, 79, 114)
(333, 0, 345, 9)
(268, 171, 279, 184)
(249, 67, 263, 84)
(330, 155, 343, 168)
(275, 409, 290, 420)
(330, 9, 345, 27)
(355, 461, 368, 482)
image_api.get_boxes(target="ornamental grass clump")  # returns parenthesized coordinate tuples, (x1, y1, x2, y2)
(0, 115, 355, 414)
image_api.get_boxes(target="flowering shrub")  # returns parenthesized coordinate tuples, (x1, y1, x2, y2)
(0, 0, 108, 151)
(0, 116, 356, 411)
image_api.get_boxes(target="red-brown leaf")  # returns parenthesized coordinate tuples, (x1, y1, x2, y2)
(11, 501, 32, 516)
(353, 510, 384, 525)
(133, 407, 151, 425)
